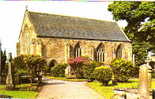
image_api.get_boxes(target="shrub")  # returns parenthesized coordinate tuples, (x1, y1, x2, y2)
(51, 64, 68, 77)
(110, 58, 134, 82)
(68, 57, 90, 78)
(93, 66, 112, 86)
(82, 61, 98, 81)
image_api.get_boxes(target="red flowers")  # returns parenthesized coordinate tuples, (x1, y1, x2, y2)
(68, 57, 89, 65)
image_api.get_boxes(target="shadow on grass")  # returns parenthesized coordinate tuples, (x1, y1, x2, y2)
(118, 80, 137, 83)
(98, 80, 138, 87)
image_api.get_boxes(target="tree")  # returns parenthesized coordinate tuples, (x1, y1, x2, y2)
(12, 55, 28, 84)
(12, 55, 47, 85)
(30, 56, 46, 84)
(0, 50, 7, 83)
(108, 2, 155, 66)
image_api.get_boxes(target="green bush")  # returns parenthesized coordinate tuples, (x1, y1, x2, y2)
(93, 66, 112, 86)
(82, 61, 98, 81)
(51, 64, 68, 77)
(152, 73, 155, 78)
(110, 58, 134, 82)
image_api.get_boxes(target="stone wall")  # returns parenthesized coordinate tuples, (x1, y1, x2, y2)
(38, 38, 132, 64)
(18, 32, 132, 64)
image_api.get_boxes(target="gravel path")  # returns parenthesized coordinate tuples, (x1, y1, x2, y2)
(37, 78, 104, 99)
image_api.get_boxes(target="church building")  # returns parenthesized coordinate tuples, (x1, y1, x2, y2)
(16, 10, 132, 65)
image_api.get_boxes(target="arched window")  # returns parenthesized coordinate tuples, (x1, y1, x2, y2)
(94, 43, 104, 62)
(74, 42, 81, 58)
(116, 44, 123, 59)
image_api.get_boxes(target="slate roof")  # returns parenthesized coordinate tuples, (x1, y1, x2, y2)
(28, 11, 130, 42)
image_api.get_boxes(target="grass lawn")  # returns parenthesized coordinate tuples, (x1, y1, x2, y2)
(47, 76, 87, 82)
(87, 79, 155, 99)
(0, 84, 38, 98)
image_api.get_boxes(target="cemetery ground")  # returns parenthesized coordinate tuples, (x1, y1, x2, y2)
(0, 75, 155, 98)
(0, 83, 38, 98)
(48, 77, 155, 99)
(1, 77, 155, 98)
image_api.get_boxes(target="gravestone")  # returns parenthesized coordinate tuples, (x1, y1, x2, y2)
(139, 64, 152, 99)
(6, 53, 14, 89)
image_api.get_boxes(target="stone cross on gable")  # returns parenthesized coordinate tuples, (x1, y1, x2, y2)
(25, 5, 28, 11)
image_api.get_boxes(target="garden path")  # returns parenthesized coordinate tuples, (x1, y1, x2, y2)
(37, 78, 104, 99)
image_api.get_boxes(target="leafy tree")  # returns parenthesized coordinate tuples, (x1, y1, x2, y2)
(0, 50, 7, 83)
(108, 2, 155, 66)
(12, 55, 28, 84)
(12, 55, 47, 85)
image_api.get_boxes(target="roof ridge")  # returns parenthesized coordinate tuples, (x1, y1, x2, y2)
(28, 10, 115, 23)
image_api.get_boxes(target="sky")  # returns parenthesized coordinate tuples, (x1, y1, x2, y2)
(0, 1, 127, 57)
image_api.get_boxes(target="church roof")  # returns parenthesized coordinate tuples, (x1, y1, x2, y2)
(28, 11, 130, 42)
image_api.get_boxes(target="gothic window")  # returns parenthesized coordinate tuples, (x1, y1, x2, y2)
(116, 44, 123, 59)
(74, 42, 81, 58)
(94, 43, 104, 62)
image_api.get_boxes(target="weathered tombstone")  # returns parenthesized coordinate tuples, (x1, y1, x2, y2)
(6, 53, 14, 90)
(65, 65, 72, 77)
(139, 64, 152, 99)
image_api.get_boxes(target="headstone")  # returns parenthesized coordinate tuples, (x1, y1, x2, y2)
(139, 64, 152, 99)
(6, 53, 14, 89)
(65, 65, 71, 77)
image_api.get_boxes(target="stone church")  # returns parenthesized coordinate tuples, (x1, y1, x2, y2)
(16, 10, 132, 65)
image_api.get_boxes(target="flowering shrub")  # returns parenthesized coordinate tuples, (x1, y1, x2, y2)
(68, 57, 89, 65)
(68, 57, 90, 78)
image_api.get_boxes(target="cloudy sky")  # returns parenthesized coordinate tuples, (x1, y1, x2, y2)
(0, 1, 127, 56)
